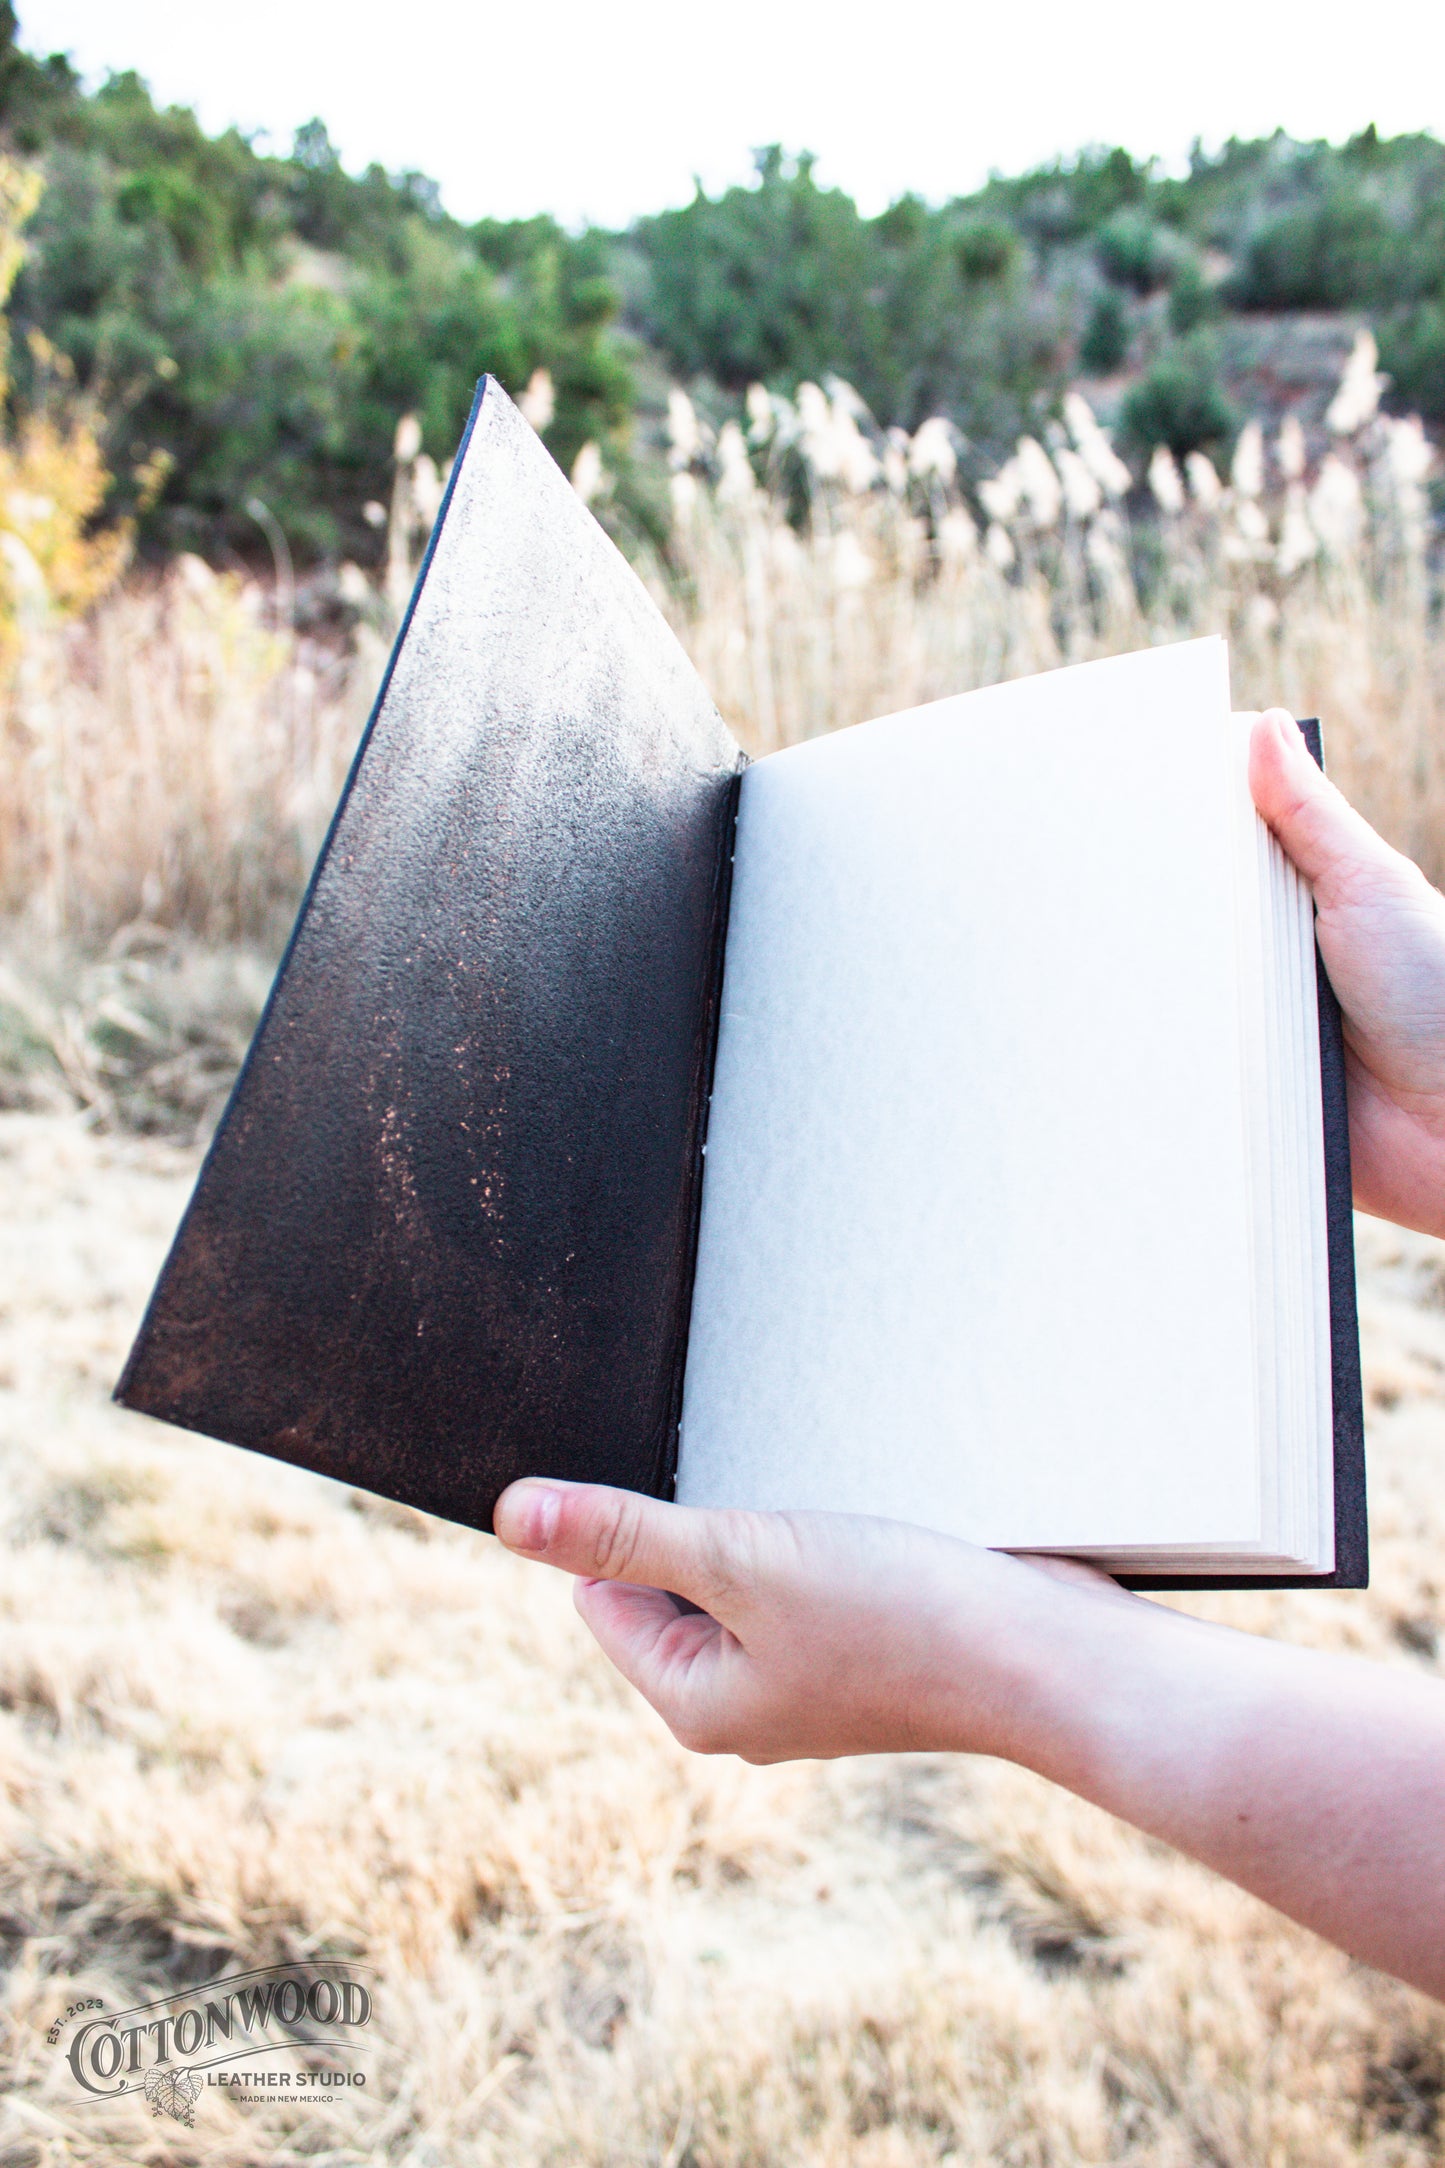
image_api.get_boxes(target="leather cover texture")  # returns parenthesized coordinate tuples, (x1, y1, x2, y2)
(1121, 716, 1368, 1591)
(117, 377, 744, 1528)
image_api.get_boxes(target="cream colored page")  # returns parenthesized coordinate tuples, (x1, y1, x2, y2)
(677, 639, 1262, 1551)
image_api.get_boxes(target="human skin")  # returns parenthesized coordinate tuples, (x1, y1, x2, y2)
(495, 709, 1445, 2002)
(1249, 705, 1445, 1237)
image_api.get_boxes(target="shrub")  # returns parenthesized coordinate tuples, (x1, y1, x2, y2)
(1231, 193, 1398, 311)
(1167, 258, 1219, 335)
(0, 22, 636, 562)
(1079, 290, 1130, 374)
(0, 157, 129, 675)
(143, 277, 370, 558)
(631, 149, 1059, 450)
(1120, 343, 1235, 457)
(632, 147, 882, 393)
(1379, 299, 1445, 422)
(1095, 212, 1178, 295)
(954, 220, 1019, 284)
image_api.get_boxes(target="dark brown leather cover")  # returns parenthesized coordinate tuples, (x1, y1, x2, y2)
(117, 377, 744, 1527)
(1122, 717, 1368, 1591)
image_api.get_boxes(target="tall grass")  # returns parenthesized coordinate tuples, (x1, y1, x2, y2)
(0, 564, 381, 946)
(0, 336, 1439, 956)
(656, 351, 1443, 874)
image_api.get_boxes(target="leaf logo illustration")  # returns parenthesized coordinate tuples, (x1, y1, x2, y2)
(143, 2066, 201, 2126)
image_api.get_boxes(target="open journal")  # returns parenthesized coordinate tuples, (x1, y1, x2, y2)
(116, 376, 1366, 1590)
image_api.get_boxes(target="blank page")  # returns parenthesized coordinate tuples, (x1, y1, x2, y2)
(677, 639, 1265, 1551)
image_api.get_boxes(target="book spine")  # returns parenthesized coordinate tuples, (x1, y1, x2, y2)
(1302, 718, 1368, 1589)
(656, 759, 747, 1500)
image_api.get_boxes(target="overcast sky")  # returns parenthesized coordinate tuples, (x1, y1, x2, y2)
(20, 0, 1445, 228)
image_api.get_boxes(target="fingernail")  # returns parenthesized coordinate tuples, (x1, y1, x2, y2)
(1267, 707, 1302, 750)
(497, 1480, 562, 1553)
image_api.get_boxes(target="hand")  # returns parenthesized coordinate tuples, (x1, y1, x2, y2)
(495, 1477, 1445, 1999)
(492, 1477, 1116, 1764)
(1249, 707, 1445, 1235)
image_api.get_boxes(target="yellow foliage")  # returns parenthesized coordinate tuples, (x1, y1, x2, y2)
(0, 159, 128, 676)
(0, 158, 40, 312)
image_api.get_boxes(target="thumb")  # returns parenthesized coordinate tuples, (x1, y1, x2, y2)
(493, 1478, 750, 1617)
(1248, 707, 1409, 908)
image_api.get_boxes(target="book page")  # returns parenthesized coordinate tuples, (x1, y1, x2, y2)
(677, 639, 1265, 1552)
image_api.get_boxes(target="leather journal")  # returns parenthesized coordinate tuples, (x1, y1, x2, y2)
(117, 376, 1367, 1590)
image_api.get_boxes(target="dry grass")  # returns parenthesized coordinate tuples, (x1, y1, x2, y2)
(0, 352, 1441, 980)
(665, 496, 1445, 875)
(0, 1111, 1443, 2165)
(6, 373, 1438, 1137)
(655, 382, 1444, 879)
(0, 563, 380, 947)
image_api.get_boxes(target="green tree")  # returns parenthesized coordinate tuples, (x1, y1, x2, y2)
(1231, 193, 1399, 310)
(1380, 298, 1445, 422)
(1095, 211, 1178, 295)
(1121, 342, 1235, 458)
(0, 20, 637, 559)
(1080, 289, 1130, 373)
(633, 148, 883, 393)
(1167, 257, 1219, 335)
(1, 4, 1441, 560)
(631, 148, 1065, 448)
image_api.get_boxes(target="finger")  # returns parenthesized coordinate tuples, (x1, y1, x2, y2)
(574, 1579, 743, 1754)
(574, 1577, 721, 1696)
(1247, 707, 1405, 904)
(493, 1479, 756, 1617)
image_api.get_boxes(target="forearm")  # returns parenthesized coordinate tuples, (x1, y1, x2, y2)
(498, 1481, 1445, 1999)
(995, 1583, 1445, 1999)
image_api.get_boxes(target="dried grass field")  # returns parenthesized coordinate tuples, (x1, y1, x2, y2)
(0, 1115, 1444, 2166)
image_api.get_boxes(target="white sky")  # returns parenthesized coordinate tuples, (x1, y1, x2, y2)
(20, 0, 1445, 229)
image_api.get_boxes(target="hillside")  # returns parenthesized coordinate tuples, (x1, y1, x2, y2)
(0, 10, 1441, 563)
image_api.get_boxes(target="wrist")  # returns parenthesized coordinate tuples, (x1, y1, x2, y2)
(982, 1581, 1292, 1848)
(926, 1557, 1155, 1776)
